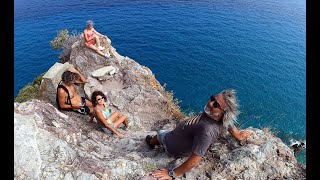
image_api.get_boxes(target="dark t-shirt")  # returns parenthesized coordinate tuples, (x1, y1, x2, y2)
(164, 112, 223, 157)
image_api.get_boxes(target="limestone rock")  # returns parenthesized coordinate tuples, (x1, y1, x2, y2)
(40, 62, 72, 103)
(91, 66, 118, 77)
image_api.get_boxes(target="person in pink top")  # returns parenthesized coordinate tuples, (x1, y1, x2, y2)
(83, 20, 110, 58)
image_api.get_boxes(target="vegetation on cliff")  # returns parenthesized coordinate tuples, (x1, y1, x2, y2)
(141, 73, 185, 120)
(50, 29, 81, 63)
(15, 73, 44, 103)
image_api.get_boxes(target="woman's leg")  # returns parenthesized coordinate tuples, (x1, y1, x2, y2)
(113, 116, 128, 128)
(94, 35, 101, 47)
(109, 111, 120, 122)
(109, 112, 128, 128)
(120, 116, 128, 127)
(87, 44, 105, 57)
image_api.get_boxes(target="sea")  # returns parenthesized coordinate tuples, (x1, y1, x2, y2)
(14, 0, 306, 164)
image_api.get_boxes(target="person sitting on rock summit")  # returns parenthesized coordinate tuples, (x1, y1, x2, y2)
(56, 66, 93, 115)
(91, 91, 129, 138)
(83, 20, 110, 58)
(145, 89, 252, 179)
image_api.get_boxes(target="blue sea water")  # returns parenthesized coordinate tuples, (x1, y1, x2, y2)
(14, 0, 306, 163)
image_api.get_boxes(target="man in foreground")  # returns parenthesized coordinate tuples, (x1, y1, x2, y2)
(145, 89, 251, 179)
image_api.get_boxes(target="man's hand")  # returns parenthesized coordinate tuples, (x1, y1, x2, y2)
(152, 169, 172, 180)
(68, 66, 88, 83)
(238, 130, 251, 141)
(229, 127, 252, 142)
(153, 153, 201, 179)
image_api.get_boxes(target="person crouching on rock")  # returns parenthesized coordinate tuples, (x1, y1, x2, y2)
(91, 91, 129, 138)
(145, 89, 252, 179)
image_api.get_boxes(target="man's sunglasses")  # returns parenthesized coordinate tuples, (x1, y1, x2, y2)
(210, 95, 225, 112)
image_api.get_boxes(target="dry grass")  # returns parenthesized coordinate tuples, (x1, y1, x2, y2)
(141, 74, 185, 120)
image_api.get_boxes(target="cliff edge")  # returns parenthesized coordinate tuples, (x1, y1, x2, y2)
(14, 36, 306, 179)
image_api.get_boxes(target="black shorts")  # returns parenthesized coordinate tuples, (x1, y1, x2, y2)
(74, 97, 90, 115)
(75, 106, 90, 115)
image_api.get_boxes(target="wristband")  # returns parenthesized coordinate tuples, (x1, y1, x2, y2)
(169, 169, 175, 178)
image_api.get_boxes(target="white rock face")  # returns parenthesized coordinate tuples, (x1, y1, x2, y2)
(91, 66, 117, 77)
(40, 62, 72, 103)
(14, 114, 42, 179)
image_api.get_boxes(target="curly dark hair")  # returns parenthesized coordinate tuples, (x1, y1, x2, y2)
(91, 91, 107, 107)
(61, 70, 80, 84)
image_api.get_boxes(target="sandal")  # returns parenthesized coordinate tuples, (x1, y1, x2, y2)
(145, 135, 155, 149)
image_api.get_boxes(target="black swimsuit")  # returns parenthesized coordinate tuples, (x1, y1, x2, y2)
(56, 81, 90, 115)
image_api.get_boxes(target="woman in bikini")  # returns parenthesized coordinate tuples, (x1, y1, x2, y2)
(83, 20, 110, 58)
(91, 91, 129, 138)
(56, 66, 93, 115)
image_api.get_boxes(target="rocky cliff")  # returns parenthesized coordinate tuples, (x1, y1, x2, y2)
(14, 37, 306, 179)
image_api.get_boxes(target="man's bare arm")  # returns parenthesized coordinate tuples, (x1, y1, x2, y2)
(93, 28, 104, 37)
(174, 153, 202, 177)
(152, 153, 202, 179)
(68, 67, 88, 83)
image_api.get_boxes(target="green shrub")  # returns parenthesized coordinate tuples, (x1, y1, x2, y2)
(50, 29, 82, 63)
(50, 29, 70, 50)
(15, 73, 45, 103)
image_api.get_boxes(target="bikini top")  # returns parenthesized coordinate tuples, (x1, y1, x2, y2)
(86, 30, 94, 40)
(95, 105, 111, 119)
